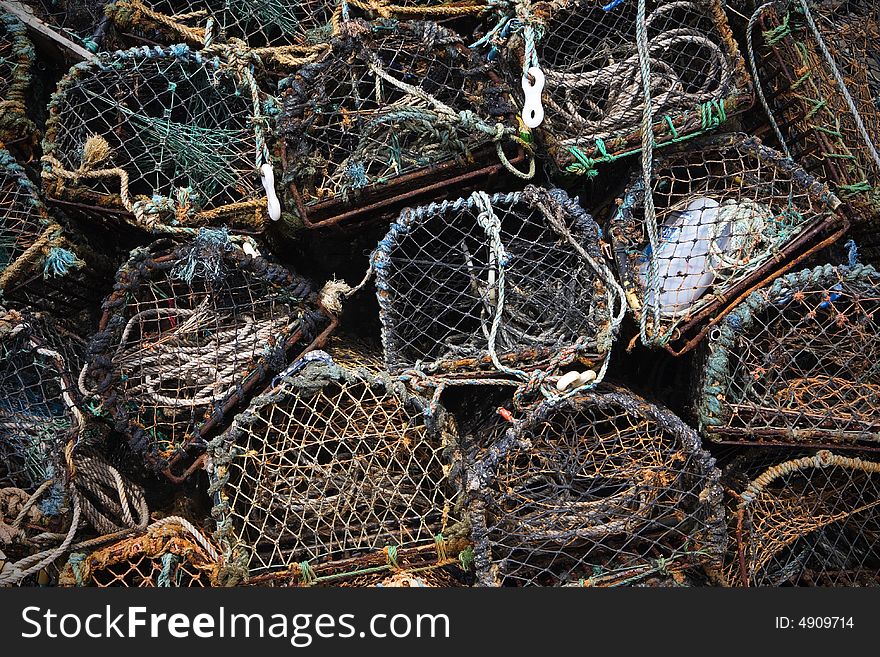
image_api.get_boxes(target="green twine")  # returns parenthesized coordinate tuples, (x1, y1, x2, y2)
(565, 138, 618, 176)
(157, 552, 181, 587)
(458, 546, 474, 571)
(762, 11, 792, 45)
(838, 180, 873, 195)
(42, 246, 84, 278)
(299, 560, 316, 585)
(67, 553, 88, 587)
(700, 99, 726, 130)
(385, 545, 399, 568)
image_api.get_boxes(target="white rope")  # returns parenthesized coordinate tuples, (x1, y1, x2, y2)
(747, 1, 792, 158)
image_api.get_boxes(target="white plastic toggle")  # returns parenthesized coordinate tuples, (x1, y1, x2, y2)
(260, 162, 282, 221)
(521, 66, 545, 129)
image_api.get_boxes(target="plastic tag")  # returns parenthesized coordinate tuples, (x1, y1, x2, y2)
(260, 162, 282, 221)
(521, 67, 545, 129)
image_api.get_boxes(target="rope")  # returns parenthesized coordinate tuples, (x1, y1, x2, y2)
(747, 2, 792, 157)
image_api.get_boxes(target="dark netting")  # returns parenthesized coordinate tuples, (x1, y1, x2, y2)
(487, 0, 752, 176)
(22, 0, 113, 52)
(42, 44, 277, 235)
(238, 541, 473, 587)
(0, 12, 36, 152)
(374, 185, 624, 381)
(750, 1, 880, 254)
(610, 132, 848, 353)
(0, 309, 84, 492)
(208, 354, 465, 581)
(58, 518, 220, 587)
(81, 232, 331, 477)
(278, 18, 531, 230)
(696, 263, 880, 448)
(716, 449, 880, 587)
(467, 386, 726, 586)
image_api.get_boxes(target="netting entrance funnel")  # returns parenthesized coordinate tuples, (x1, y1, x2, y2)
(42, 45, 277, 235)
(715, 449, 880, 587)
(610, 133, 849, 354)
(278, 18, 530, 230)
(208, 354, 465, 584)
(466, 387, 725, 586)
(750, 1, 880, 257)
(374, 185, 623, 381)
(0, 12, 36, 153)
(696, 263, 880, 449)
(0, 309, 85, 492)
(59, 518, 221, 587)
(488, 0, 752, 177)
(81, 233, 332, 480)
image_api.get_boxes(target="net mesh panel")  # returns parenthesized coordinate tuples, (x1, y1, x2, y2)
(23, 1, 111, 51)
(238, 540, 473, 586)
(84, 234, 328, 474)
(468, 387, 725, 586)
(0, 309, 84, 492)
(59, 522, 220, 587)
(497, 0, 751, 176)
(210, 357, 464, 578)
(0, 12, 36, 149)
(719, 449, 880, 587)
(755, 3, 880, 230)
(105, 0, 338, 49)
(43, 45, 269, 232)
(375, 185, 613, 376)
(278, 19, 519, 227)
(610, 133, 846, 349)
(697, 263, 880, 447)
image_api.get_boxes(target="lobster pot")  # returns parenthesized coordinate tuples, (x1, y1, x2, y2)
(279, 19, 525, 230)
(43, 45, 273, 234)
(696, 263, 880, 448)
(83, 234, 330, 476)
(497, 0, 751, 176)
(718, 449, 880, 587)
(468, 387, 725, 587)
(209, 356, 464, 578)
(610, 133, 847, 352)
(0, 12, 36, 153)
(0, 309, 84, 492)
(22, 1, 113, 51)
(753, 2, 880, 252)
(375, 186, 618, 377)
(239, 541, 472, 587)
(59, 520, 220, 587)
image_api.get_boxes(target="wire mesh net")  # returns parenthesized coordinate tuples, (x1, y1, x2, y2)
(717, 449, 880, 587)
(467, 387, 726, 586)
(0, 12, 36, 150)
(22, 1, 112, 52)
(374, 185, 621, 378)
(42, 45, 274, 234)
(753, 1, 880, 220)
(278, 18, 526, 229)
(696, 262, 880, 448)
(491, 0, 752, 176)
(82, 232, 330, 476)
(59, 519, 220, 586)
(209, 354, 464, 579)
(0, 309, 84, 492)
(610, 132, 848, 352)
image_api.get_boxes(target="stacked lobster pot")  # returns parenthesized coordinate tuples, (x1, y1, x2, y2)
(278, 18, 532, 231)
(464, 386, 726, 586)
(80, 232, 332, 481)
(42, 45, 279, 235)
(0, 11, 37, 156)
(488, 0, 753, 177)
(609, 133, 848, 354)
(750, 0, 880, 263)
(208, 353, 470, 586)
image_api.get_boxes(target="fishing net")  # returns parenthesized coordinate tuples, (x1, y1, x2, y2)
(466, 386, 726, 586)
(696, 262, 880, 448)
(750, 1, 880, 239)
(81, 232, 331, 479)
(484, 0, 752, 177)
(0, 12, 37, 152)
(22, 0, 114, 52)
(238, 540, 472, 587)
(208, 354, 464, 581)
(0, 309, 84, 492)
(59, 517, 221, 586)
(610, 132, 849, 354)
(42, 44, 277, 235)
(716, 449, 880, 587)
(374, 185, 625, 387)
(278, 18, 531, 230)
